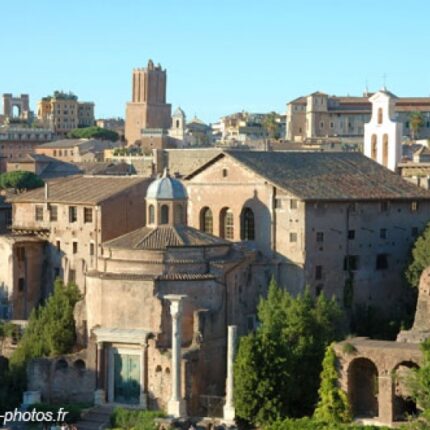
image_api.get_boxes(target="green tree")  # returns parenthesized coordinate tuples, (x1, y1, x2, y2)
(406, 223, 430, 289)
(314, 345, 351, 424)
(263, 112, 281, 140)
(0, 279, 81, 413)
(67, 126, 119, 142)
(0, 171, 44, 191)
(234, 278, 344, 426)
(409, 112, 424, 140)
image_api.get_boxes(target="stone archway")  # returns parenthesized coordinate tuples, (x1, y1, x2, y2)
(392, 361, 419, 421)
(348, 357, 379, 418)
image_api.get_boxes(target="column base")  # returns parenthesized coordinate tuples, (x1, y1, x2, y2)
(167, 399, 186, 418)
(94, 389, 106, 406)
(223, 404, 236, 423)
(140, 392, 148, 409)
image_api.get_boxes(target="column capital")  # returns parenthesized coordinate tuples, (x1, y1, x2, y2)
(164, 294, 187, 317)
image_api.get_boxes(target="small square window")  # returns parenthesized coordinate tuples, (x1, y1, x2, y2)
(90, 242, 95, 256)
(289, 232, 297, 242)
(316, 232, 324, 243)
(222, 168, 228, 177)
(411, 201, 419, 212)
(290, 199, 298, 210)
(380, 228, 387, 239)
(376, 254, 388, 270)
(275, 199, 282, 209)
(84, 207, 93, 223)
(348, 230, 355, 240)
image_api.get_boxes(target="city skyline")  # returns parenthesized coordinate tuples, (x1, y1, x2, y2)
(1, 0, 430, 123)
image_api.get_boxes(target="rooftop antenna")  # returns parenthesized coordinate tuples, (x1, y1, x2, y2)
(365, 79, 369, 96)
(382, 73, 387, 90)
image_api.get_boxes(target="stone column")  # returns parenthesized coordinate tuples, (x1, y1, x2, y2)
(223, 325, 237, 422)
(140, 341, 148, 408)
(165, 294, 187, 418)
(94, 342, 105, 405)
(378, 375, 394, 425)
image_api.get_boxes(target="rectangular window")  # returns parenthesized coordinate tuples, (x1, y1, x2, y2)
(344, 255, 359, 271)
(380, 201, 389, 212)
(35, 205, 43, 221)
(5, 209, 11, 226)
(290, 199, 298, 210)
(376, 254, 388, 270)
(69, 269, 76, 284)
(380, 228, 387, 239)
(315, 265, 323, 280)
(274, 198, 282, 209)
(72, 241, 78, 254)
(289, 232, 297, 242)
(84, 207, 93, 223)
(348, 230, 355, 240)
(69, 206, 77, 223)
(411, 201, 419, 212)
(16, 247, 25, 262)
(56, 240, 61, 251)
(316, 232, 324, 243)
(50, 205, 58, 222)
(90, 242, 95, 256)
(18, 277, 25, 292)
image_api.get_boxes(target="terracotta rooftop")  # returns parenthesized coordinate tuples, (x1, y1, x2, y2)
(104, 225, 229, 250)
(187, 151, 430, 201)
(10, 175, 149, 204)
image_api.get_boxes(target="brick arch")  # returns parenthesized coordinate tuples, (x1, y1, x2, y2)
(347, 356, 379, 418)
(392, 360, 419, 421)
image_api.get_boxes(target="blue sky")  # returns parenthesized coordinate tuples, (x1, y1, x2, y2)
(1, 0, 429, 123)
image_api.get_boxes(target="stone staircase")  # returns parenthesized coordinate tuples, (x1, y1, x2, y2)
(75, 406, 114, 430)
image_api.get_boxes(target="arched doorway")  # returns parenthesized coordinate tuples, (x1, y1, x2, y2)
(240, 207, 255, 240)
(348, 358, 379, 418)
(393, 361, 419, 421)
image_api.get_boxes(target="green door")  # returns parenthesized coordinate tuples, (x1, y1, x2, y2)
(113, 352, 141, 404)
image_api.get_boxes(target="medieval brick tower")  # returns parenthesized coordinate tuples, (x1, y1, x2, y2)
(125, 60, 172, 147)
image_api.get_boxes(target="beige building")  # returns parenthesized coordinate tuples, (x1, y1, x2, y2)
(35, 138, 117, 163)
(37, 91, 95, 136)
(125, 60, 172, 148)
(185, 151, 430, 308)
(1, 176, 151, 321)
(287, 91, 430, 142)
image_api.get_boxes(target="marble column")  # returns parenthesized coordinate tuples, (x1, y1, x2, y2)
(140, 341, 148, 408)
(94, 342, 105, 405)
(165, 294, 187, 418)
(223, 325, 237, 422)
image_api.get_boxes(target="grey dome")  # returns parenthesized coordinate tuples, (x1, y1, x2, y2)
(146, 169, 187, 200)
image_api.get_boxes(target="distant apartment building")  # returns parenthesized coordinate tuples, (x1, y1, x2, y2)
(37, 91, 95, 136)
(0, 126, 54, 172)
(35, 138, 117, 163)
(286, 91, 430, 142)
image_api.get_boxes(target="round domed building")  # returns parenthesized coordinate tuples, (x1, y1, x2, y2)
(84, 170, 256, 415)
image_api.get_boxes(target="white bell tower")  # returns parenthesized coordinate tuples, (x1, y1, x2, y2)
(364, 89, 402, 172)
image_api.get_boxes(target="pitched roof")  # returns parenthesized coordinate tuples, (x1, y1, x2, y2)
(104, 225, 229, 250)
(10, 175, 149, 204)
(186, 151, 430, 201)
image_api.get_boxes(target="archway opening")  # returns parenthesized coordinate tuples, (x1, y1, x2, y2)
(220, 207, 234, 240)
(241, 207, 255, 240)
(200, 207, 213, 234)
(12, 105, 21, 118)
(160, 205, 169, 224)
(393, 361, 419, 421)
(348, 357, 379, 418)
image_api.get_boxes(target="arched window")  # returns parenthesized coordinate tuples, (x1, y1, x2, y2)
(371, 134, 377, 160)
(200, 207, 213, 234)
(378, 108, 383, 125)
(148, 204, 155, 224)
(241, 207, 255, 240)
(383, 134, 389, 167)
(220, 208, 234, 240)
(176, 119, 180, 128)
(161, 205, 169, 224)
(175, 204, 184, 224)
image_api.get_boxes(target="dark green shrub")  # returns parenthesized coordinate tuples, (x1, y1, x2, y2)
(110, 408, 165, 430)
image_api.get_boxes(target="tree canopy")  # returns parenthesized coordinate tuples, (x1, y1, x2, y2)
(406, 223, 430, 289)
(67, 126, 119, 142)
(234, 278, 344, 425)
(0, 171, 44, 191)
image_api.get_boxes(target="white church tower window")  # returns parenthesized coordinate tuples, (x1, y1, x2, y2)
(364, 89, 403, 172)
